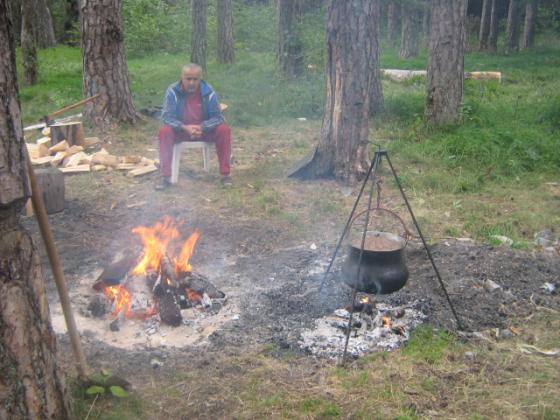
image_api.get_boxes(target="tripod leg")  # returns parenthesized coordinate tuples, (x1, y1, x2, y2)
(384, 153, 464, 330)
(318, 152, 381, 293)
(342, 152, 382, 364)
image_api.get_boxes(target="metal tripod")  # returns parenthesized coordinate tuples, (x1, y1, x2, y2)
(317, 148, 464, 364)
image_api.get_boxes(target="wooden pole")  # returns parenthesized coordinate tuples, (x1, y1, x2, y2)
(26, 153, 89, 380)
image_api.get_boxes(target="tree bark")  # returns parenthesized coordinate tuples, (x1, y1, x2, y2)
(7, 0, 22, 44)
(400, 2, 423, 59)
(82, 0, 138, 126)
(294, 0, 376, 183)
(387, 1, 400, 45)
(191, 0, 208, 71)
(487, 0, 499, 52)
(277, 0, 303, 78)
(0, 4, 72, 417)
(505, 0, 520, 54)
(34, 0, 57, 48)
(522, 0, 537, 49)
(370, 0, 384, 115)
(425, 0, 467, 125)
(479, 0, 491, 50)
(217, 0, 234, 63)
(21, 0, 38, 85)
(422, 0, 431, 48)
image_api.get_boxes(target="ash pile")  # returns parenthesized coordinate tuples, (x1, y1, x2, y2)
(299, 299, 426, 358)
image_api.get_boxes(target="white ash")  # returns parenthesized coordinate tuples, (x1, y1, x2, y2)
(298, 302, 426, 359)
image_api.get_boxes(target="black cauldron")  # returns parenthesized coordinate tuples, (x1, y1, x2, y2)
(342, 231, 409, 294)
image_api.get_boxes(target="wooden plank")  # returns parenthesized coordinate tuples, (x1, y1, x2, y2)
(127, 165, 157, 177)
(37, 136, 52, 148)
(59, 164, 91, 174)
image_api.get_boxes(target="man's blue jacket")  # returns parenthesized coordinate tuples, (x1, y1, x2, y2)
(161, 80, 225, 133)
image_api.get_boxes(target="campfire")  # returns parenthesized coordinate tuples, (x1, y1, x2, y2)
(89, 217, 225, 330)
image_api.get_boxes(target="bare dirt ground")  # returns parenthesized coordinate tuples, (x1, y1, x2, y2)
(22, 123, 560, 418)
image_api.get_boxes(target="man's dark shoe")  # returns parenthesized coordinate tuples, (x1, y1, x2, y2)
(220, 175, 233, 187)
(155, 176, 172, 191)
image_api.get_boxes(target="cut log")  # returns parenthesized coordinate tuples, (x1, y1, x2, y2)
(63, 151, 91, 168)
(91, 153, 119, 168)
(33, 168, 65, 214)
(92, 164, 107, 171)
(464, 71, 501, 82)
(66, 145, 84, 156)
(120, 155, 142, 164)
(59, 164, 91, 174)
(140, 157, 155, 166)
(49, 140, 69, 154)
(127, 165, 157, 177)
(158, 290, 182, 326)
(51, 151, 68, 167)
(50, 122, 85, 146)
(26, 143, 49, 159)
(37, 136, 52, 148)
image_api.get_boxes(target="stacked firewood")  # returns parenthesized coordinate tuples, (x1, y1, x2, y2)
(26, 124, 158, 177)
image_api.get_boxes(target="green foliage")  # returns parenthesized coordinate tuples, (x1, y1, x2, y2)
(122, 0, 189, 57)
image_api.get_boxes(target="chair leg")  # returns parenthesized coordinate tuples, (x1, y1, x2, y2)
(202, 144, 210, 172)
(171, 144, 181, 184)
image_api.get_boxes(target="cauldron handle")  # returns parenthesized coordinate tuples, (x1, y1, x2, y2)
(347, 207, 412, 247)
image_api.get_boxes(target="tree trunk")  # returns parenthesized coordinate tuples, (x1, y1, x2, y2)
(479, 0, 491, 50)
(370, 0, 384, 115)
(7, 0, 21, 44)
(487, 0, 499, 52)
(505, 0, 520, 54)
(425, 0, 467, 125)
(191, 0, 208, 71)
(387, 1, 400, 45)
(34, 0, 57, 48)
(0, 4, 72, 418)
(21, 0, 38, 85)
(400, 2, 422, 59)
(217, 0, 234, 63)
(82, 0, 138, 126)
(277, 0, 303, 78)
(522, 0, 537, 49)
(422, 0, 431, 48)
(293, 0, 375, 183)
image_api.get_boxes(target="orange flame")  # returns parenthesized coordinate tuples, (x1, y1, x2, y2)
(382, 315, 392, 328)
(131, 216, 181, 275)
(175, 230, 200, 273)
(104, 285, 132, 316)
(360, 296, 371, 304)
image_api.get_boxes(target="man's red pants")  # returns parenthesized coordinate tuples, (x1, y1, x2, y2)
(158, 124, 231, 177)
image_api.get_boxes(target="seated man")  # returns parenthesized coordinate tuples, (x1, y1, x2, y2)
(157, 63, 231, 190)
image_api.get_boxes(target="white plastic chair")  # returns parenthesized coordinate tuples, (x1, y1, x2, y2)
(170, 141, 211, 184)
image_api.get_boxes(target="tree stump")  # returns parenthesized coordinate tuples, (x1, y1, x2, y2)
(26, 168, 65, 215)
(50, 121, 85, 147)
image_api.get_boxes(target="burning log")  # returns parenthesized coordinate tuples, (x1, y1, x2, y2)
(158, 291, 182, 326)
(177, 271, 225, 299)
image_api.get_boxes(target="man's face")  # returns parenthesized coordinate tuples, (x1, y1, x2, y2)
(181, 68, 202, 93)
